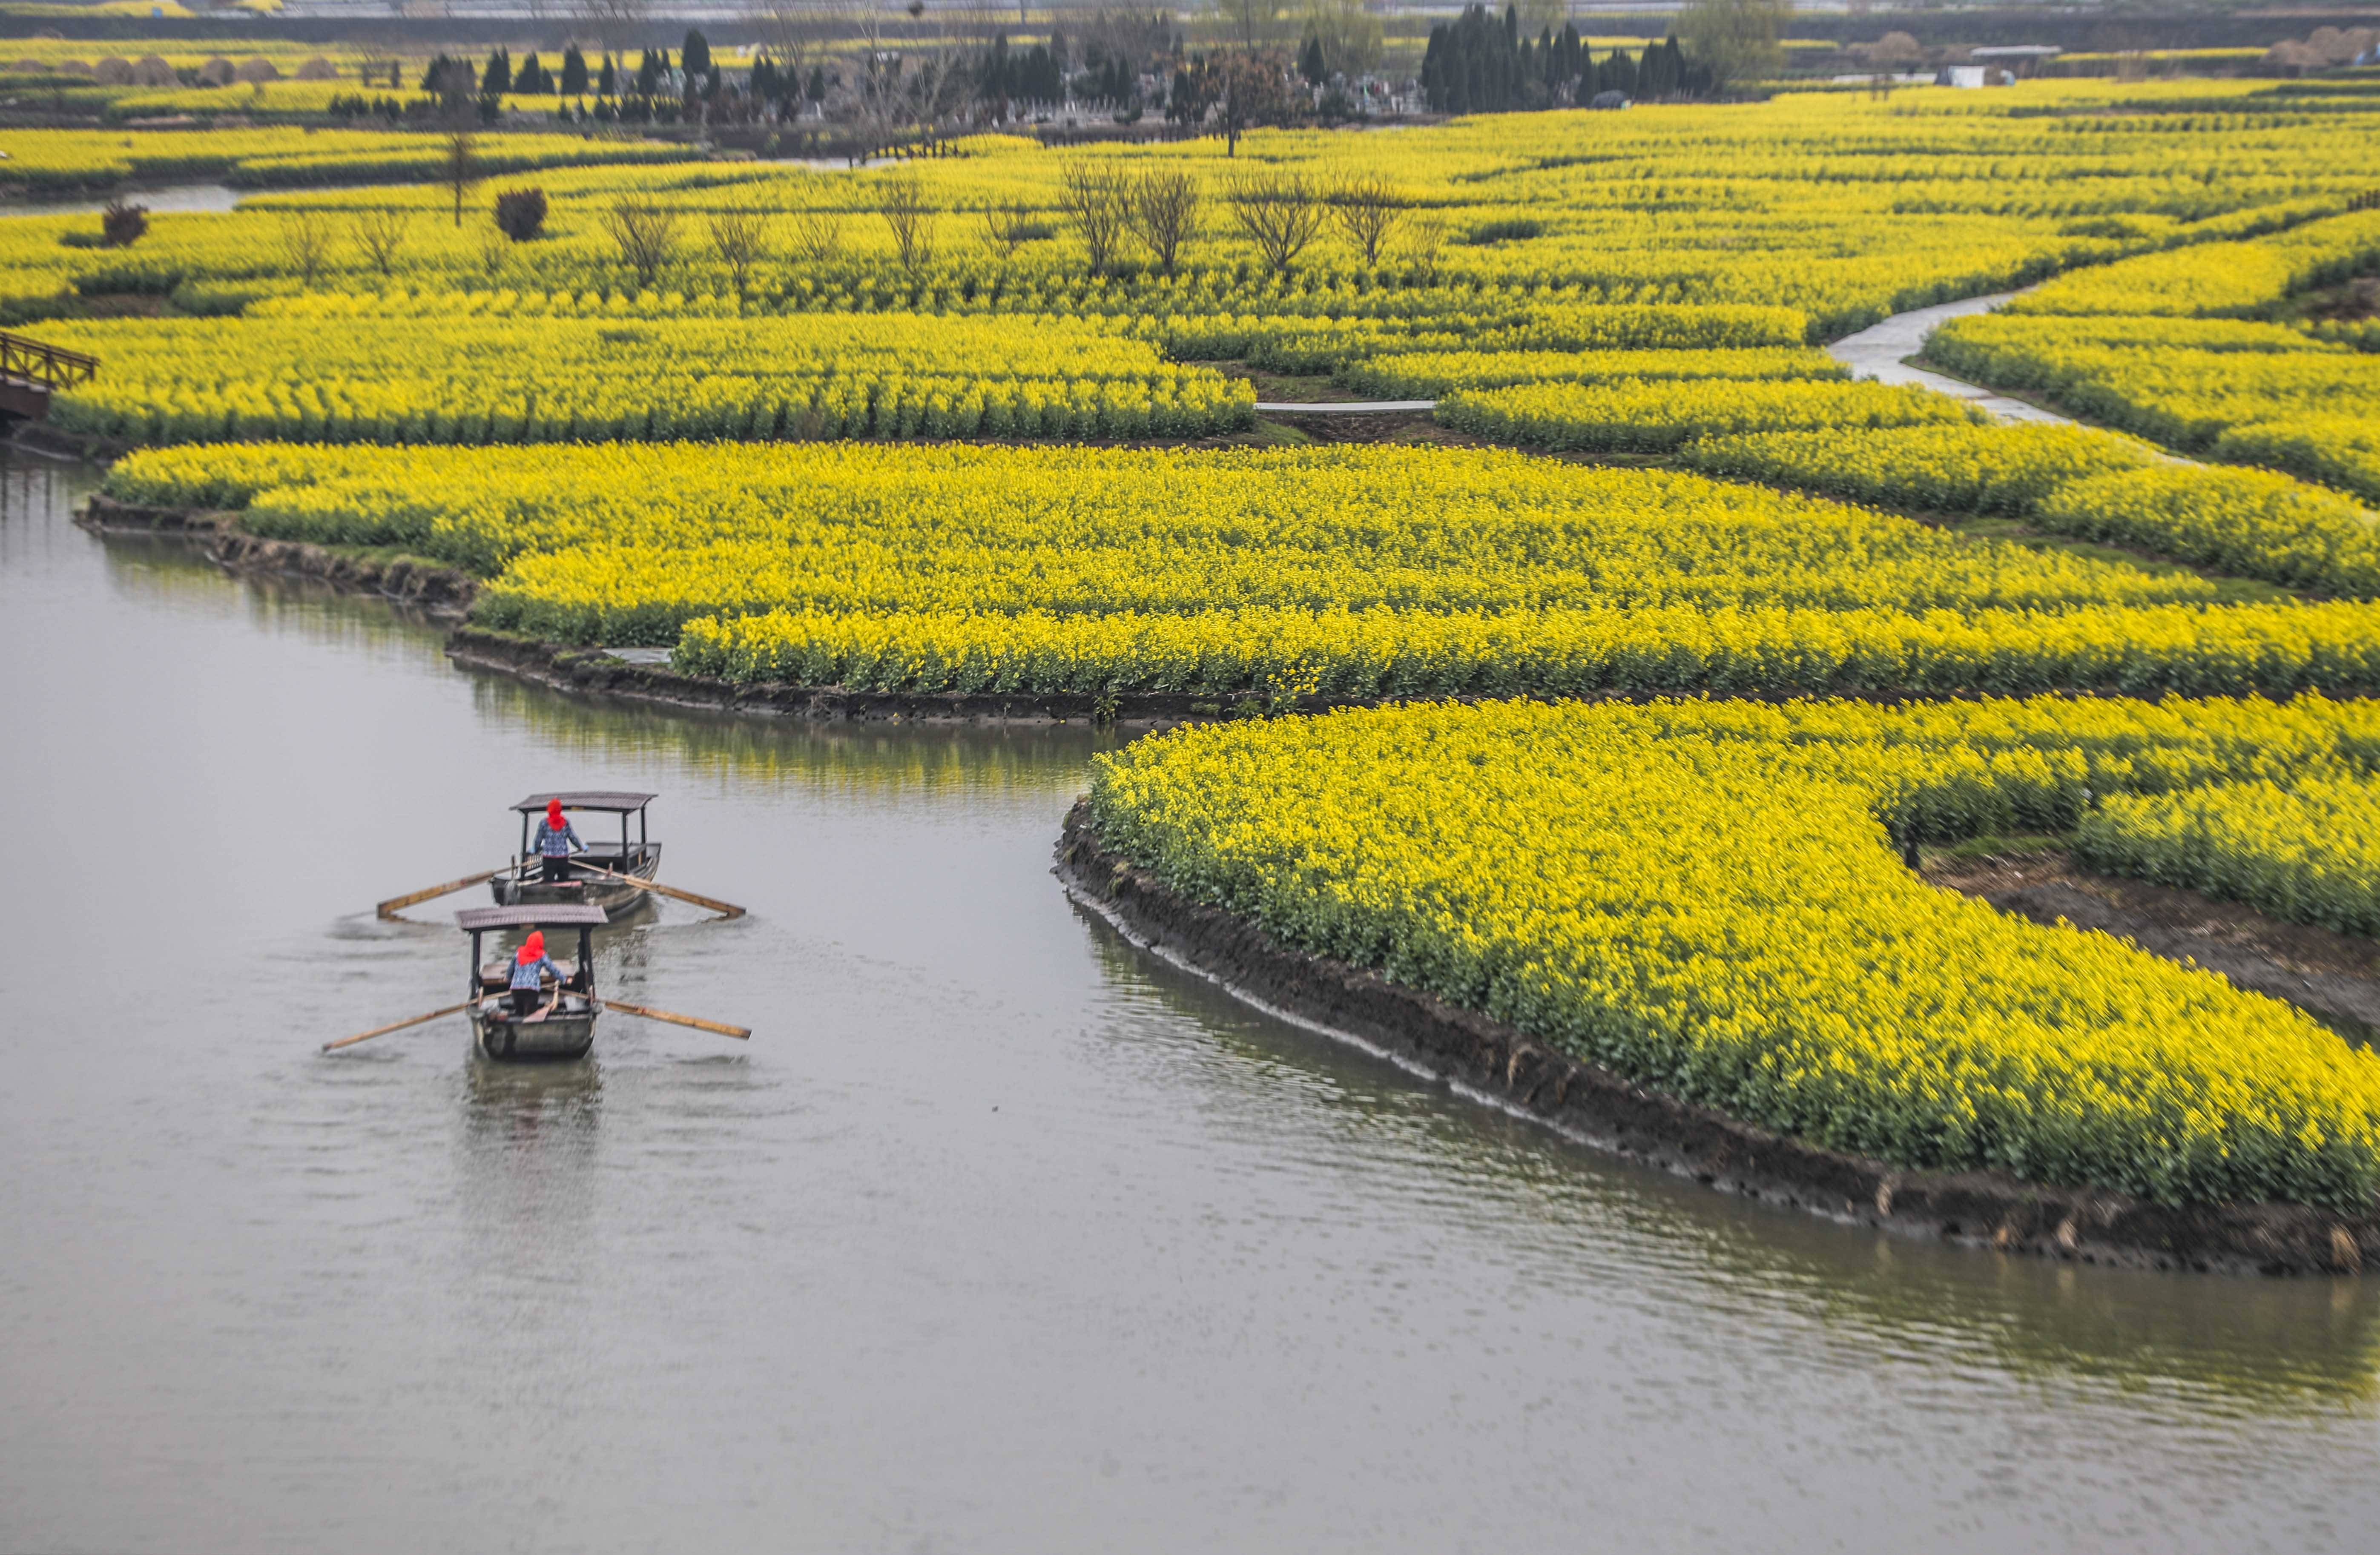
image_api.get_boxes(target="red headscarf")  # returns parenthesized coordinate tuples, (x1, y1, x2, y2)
(516, 930, 545, 965)
(545, 798, 566, 829)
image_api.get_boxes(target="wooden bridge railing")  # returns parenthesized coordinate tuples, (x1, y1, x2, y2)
(0, 331, 98, 390)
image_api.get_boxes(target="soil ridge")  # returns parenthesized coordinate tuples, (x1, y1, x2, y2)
(1056, 799, 2380, 1278)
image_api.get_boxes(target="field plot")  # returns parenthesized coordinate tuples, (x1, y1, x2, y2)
(1929, 210, 2380, 503)
(46, 72, 2380, 1223)
(42, 313, 1253, 444)
(105, 441, 2380, 700)
(1088, 695, 2380, 1208)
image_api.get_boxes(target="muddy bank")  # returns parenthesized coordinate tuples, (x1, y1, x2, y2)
(1930, 847, 2380, 1039)
(79, 492, 477, 615)
(1057, 800, 2380, 1277)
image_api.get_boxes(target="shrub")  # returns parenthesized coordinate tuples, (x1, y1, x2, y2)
(100, 198, 148, 248)
(1466, 217, 1543, 244)
(493, 186, 548, 243)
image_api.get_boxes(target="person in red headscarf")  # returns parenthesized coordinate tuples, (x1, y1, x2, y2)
(508, 930, 560, 1017)
(532, 798, 585, 884)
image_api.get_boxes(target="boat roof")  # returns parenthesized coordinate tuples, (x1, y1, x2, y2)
(512, 791, 657, 813)
(456, 904, 611, 930)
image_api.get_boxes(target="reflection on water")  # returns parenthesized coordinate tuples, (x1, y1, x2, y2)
(466, 668, 1117, 799)
(6, 453, 2378, 1554)
(1080, 921, 2380, 1416)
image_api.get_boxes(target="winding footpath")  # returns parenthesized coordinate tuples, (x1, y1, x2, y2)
(1824, 291, 2071, 424)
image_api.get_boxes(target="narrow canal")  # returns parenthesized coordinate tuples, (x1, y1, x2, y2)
(3, 455, 2376, 1553)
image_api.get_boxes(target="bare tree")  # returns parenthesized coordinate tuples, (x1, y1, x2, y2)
(979, 202, 1042, 257)
(350, 206, 412, 276)
(275, 209, 335, 286)
(1058, 161, 1134, 275)
(707, 206, 772, 292)
(1330, 172, 1401, 267)
(1131, 170, 1200, 278)
(1225, 171, 1325, 279)
(791, 207, 844, 263)
(878, 173, 934, 275)
(604, 198, 681, 290)
(441, 129, 477, 227)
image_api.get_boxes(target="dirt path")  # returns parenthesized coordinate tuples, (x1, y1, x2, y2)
(1926, 848, 2380, 1039)
(1826, 292, 2075, 425)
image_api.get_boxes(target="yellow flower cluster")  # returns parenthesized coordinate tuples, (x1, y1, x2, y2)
(2078, 775, 2380, 937)
(1088, 695, 2380, 1208)
(1678, 423, 2155, 515)
(8, 75, 2379, 329)
(1438, 379, 1977, 451)
(2004, 209, 2380, 318)
(2213, 419, 2380, 510)
(2035, 466, 2380, 598)
(38, 313, 1251, 445)
(106, 439, 2380, 697)
(1335, 346, 1844, 399)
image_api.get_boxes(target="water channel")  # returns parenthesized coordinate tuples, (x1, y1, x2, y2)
(3, 453, 2378, 1552)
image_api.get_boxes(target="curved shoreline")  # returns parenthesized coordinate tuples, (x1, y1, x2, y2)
(1055, 799, 2380, 1278)
(79, 478, 2380, 1274)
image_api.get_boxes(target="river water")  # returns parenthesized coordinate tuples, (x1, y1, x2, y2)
(3, 454, 2378, 1553)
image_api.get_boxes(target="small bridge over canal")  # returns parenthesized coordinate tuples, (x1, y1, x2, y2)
(0, 331, 98, 422)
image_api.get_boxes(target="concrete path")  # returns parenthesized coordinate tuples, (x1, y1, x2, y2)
(1254, 399, 1437, 413)
(1826, 292, 2074, 425)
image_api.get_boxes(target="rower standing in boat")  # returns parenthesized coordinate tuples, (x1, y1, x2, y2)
(508, 930, 562, 1018)
(533, 797, 586, 884)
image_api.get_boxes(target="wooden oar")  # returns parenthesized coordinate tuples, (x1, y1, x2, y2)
(323, 1000, 474, 1052)
(376, 869, 500, 919)
(599, 997, 750, 1040)
(574, 863, 747, 920)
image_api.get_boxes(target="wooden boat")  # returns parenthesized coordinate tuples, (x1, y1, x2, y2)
(491, 790, 662, 913)
(459, 904, 607, 1062)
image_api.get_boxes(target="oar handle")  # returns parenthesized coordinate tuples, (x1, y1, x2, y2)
(376, 869, 500, 919)
(600, 997, 750, 1040)
(324, 999, 475, 1052)
(576, 863, 747, 920)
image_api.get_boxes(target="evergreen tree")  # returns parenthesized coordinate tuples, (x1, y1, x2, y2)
(1605, 47, 1639, 97)
(637, 49, 662, 96)
(1298, 33, 1327, 86)
(681, 29, 711, 78)
(1639, 37, 1676, 96)
(1422, 5, 1532, 113)
(561, 46, 588, 95)
(482, 48, 512, 95)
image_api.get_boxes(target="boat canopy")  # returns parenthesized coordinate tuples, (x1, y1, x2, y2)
(457, 904, 611, 931)
(513, 791, 656, 813)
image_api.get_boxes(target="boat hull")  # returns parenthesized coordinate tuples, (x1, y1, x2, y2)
(490, 846, 661, 915)
(470, 998, 597, 1062)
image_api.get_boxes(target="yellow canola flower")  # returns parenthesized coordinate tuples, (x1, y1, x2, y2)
(1088, 696, 2380, 1209)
